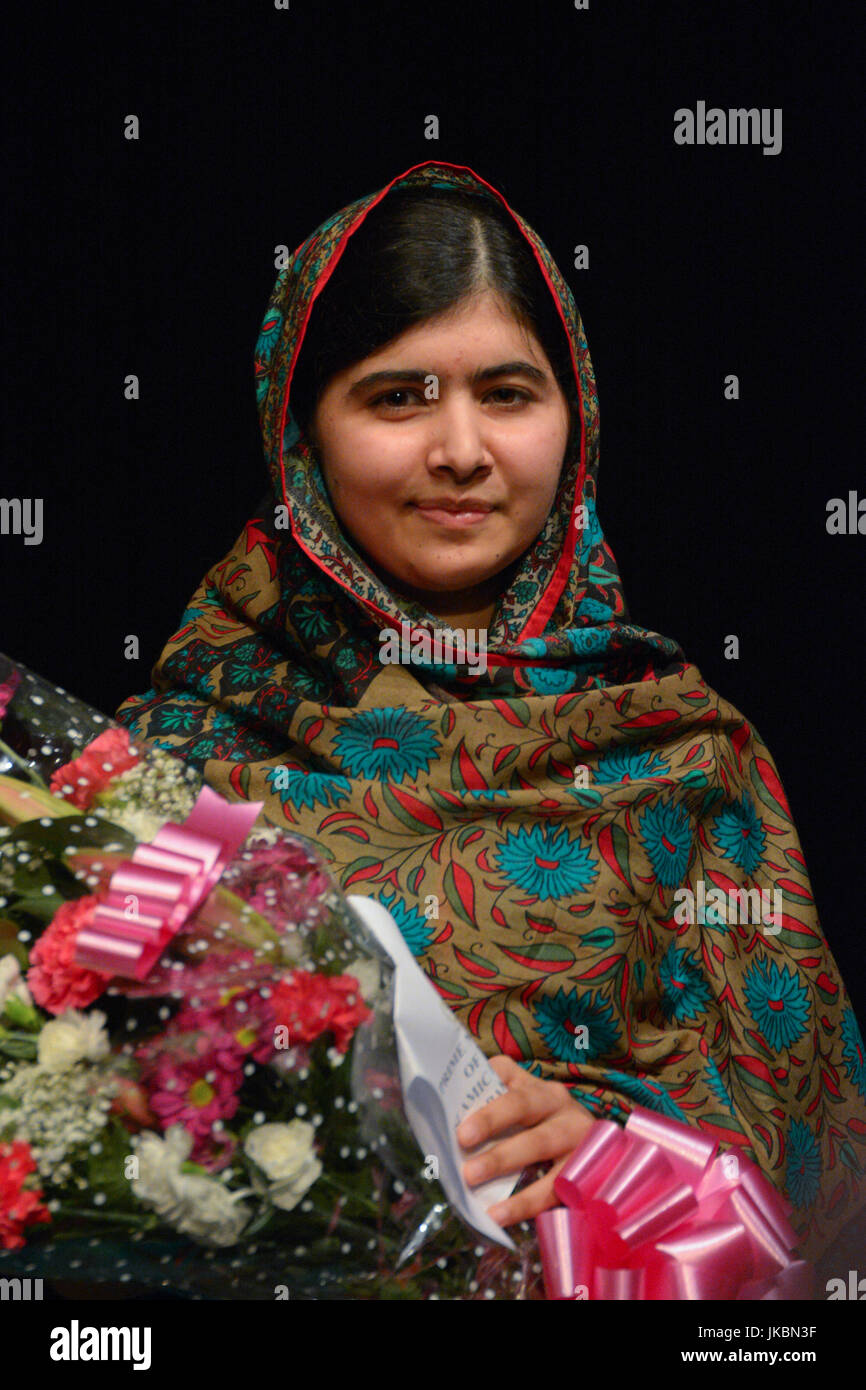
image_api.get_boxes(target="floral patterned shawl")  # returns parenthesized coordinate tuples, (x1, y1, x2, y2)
(115, 160, 866, 1264)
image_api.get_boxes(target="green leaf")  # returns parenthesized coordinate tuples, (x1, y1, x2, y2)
(681, 769, 708, 788)
(839, 1141, 863, 1177)
(0, 1030, 38, 1058)
(581, 926, 616, 950)
(455, 824, 482, 851)
(571, 788, 603, 807)
(0, 773, 81, 825)
(1, 996, 41, 1030)
(697, 1111, 748, 1137)
(6, 814, 135, 854)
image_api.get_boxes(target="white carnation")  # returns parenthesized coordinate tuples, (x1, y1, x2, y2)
(37, 1008, 110, 1073)
(244, 1120, 322, 1211)
(130, 1126, 251, 1247)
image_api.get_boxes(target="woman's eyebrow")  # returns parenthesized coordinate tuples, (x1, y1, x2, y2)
(345, 360, 549, 398)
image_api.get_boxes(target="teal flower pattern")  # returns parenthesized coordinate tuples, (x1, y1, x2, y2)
(713, 792, 766, 875)
(159, 704, 203, 733)
(564, 627, 612, 657)
(594, 745, 670, 784)
(332, 708, 439, 783)
(576, 596, 614, 621)
(516, 638, 547, 658)
(534, 987, 621, 1062)
(380, 890, 436, 957)
(265, 766, 352, 812)
(286, 667, 332, 701)
(705, 1054, 736, 1113)
(293, 601, 340, 646)
(595, 1069, 686, 1121)
(639, 799, 692, 885)
(494, 823, 598, 901)
(840, 1008, 866, 1101)
(525, 666, 578, 693)
(225, 642, 268, 687)
(658, 944, 712, 1023)
(743, 956, 810, 1052)
(785, 1119, 822, 1209)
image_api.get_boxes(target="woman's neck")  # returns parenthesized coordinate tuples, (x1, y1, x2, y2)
(395, 560, 520, 633)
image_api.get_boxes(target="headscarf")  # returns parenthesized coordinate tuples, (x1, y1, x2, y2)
(115, 160, 866, 1264)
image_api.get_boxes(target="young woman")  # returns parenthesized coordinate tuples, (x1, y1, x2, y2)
(116, 160, 866, 1269)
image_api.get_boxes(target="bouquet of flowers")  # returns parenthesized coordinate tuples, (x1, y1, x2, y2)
(0, 654, 543, 1299)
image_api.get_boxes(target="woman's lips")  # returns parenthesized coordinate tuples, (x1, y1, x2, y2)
(413, 504, 493, 528)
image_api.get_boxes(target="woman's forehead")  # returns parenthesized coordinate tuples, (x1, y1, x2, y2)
(346, 293, 549, 367)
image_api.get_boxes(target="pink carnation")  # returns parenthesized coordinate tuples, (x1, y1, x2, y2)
(27, 895, 113, 1014)
(49, 727, 141, 810)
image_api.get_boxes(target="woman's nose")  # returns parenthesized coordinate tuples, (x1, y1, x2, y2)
(426, 396, 491, 473)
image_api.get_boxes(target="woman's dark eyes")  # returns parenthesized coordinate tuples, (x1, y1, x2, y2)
(371, 386, 529, 409)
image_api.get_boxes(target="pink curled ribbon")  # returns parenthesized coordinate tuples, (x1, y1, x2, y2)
(535, 1107, 814, 1300)
(72, 786, 264, 979)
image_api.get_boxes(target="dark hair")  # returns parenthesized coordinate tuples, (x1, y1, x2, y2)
(289, 187, 579, 439)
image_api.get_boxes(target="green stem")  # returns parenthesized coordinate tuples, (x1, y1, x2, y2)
(0, 739, 49, 789)
(51, 1204, 159, 1228)
(313, 1171, 383, 1218)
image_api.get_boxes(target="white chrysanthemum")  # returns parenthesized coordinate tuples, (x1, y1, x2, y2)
(130, 1126, 251, 1247)
(0, 954, 33, 1009)
(244, 1120, 322, 1211)
(38, 1008, 110, 1073)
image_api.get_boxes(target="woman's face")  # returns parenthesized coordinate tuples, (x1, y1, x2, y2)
(307, 289, 571, 627)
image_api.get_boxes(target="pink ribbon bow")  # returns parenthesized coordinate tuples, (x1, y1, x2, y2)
(73, 785, 263, 979)
(535, 1107, 814, 1300)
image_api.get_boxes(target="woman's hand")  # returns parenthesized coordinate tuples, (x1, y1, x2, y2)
(456, 1054, 595, 1226)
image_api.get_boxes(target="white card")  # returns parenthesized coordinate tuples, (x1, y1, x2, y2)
(347, 894, 519, 1250)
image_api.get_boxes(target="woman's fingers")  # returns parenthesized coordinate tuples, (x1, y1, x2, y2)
(462, 1106, 590, 1187)
(456, 1055, 594, 1208)
(457, 1079, 560, 1151)
(486, 1154, 571, 1227)
(486, 1054, 524, 1084)
(457, 1058, 567, 1149)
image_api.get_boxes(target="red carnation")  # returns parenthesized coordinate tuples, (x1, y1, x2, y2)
(271, 968, 372, 1054)
(0, 1141, 51, 1250)
(27, 894, 113, 1014)
(49, 727, 141, 810)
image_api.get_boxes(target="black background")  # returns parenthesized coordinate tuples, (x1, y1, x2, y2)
(3, 2, 864, 1014)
